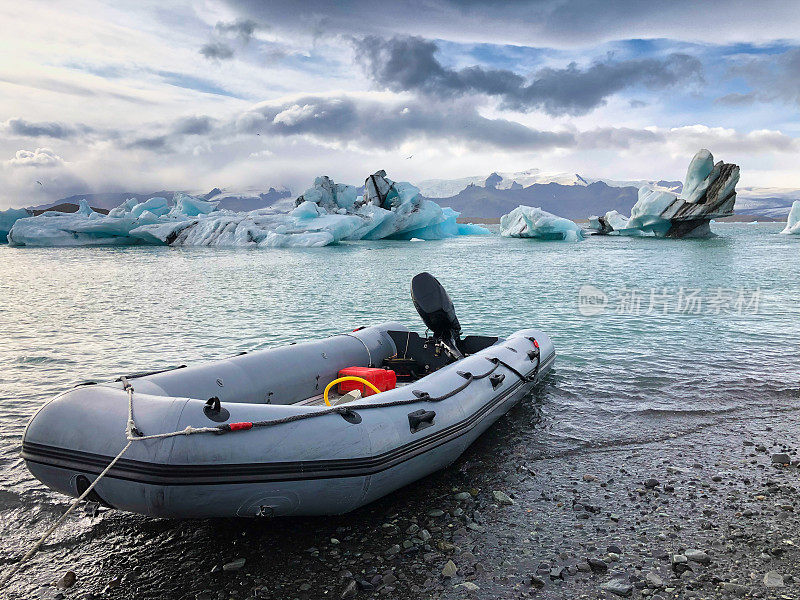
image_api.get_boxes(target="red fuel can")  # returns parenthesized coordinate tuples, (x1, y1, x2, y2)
(338, 367, 397, 396)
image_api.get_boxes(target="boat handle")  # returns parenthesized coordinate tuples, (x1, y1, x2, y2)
(408, 409, 436, 433)
(323, 377, 382, 406)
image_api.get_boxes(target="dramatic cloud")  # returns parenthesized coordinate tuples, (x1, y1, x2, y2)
(219, 0, 800, 48)
(6, 148, 65, 168)
(199, 41, 235, 60)
(215, 19, 264, 43)
(172, 116, 216, 136)
(353, 35, 703, 115)
(200, 19, 267, 61)
(237, 96, 576, 150)
(722, 48, 800, 106)
(2, 118, 84, 139)
(124, 135, 171, 152)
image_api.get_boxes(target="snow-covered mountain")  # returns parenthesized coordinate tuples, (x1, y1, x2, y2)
(416, 169, 683, 198)
(417, 169, 798, 218)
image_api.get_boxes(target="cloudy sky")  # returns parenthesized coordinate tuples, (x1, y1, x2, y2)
(1, 0, 800, 208)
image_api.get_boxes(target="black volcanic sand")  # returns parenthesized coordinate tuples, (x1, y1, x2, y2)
(6, 392, 800, 600)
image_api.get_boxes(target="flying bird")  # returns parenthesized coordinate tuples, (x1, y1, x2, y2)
(406, 155, 413, 159)
(35, 180, 43, 187)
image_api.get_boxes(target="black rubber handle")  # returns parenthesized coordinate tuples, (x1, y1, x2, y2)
(408, 409, 436, 433)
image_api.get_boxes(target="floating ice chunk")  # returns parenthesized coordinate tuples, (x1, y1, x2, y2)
(131, 197, 169, 218)
(391, 206, 490, 240)
(625, 150, 739, 238)
(8, 212, 140, 246)
(260, 231, 333, 247)
(500, 206, 585, 241)
(76, 199, 93, 216)
(626, 186, 678, 236)
(681, 149, 715, 203)
(296, 176, 359, 212)
(107, 198, 139, 217)
(588, 210, 642, 236)
(171, 192, 218, 216)
(0, 207, 31, 242)
(8, 171, 488, 248)
(781, 201, 800, 235)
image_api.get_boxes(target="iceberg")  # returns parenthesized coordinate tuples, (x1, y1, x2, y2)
(500, 205, 585, 242)
(0, 207, 31, 242)
(7, 173, 489, 248)
(587, 210, 642, 236)
(780, 200, 800, 235)
(588, 149, 740, 238)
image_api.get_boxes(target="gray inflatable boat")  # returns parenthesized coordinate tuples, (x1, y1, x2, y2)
(21, 274, 555, 518)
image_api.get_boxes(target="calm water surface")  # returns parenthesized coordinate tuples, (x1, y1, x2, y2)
(1, 223, 798, 590)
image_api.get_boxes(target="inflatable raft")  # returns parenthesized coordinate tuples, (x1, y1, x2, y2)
(21, 274, 555, 518)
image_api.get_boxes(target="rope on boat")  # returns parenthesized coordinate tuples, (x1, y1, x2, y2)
(338, 332, 374, 367)
(1, 384, 219, 585)
(0, 438, 133, 586)
(2, 338, 541, 585)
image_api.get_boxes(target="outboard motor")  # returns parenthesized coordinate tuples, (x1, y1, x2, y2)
(411, 272, 463, 359)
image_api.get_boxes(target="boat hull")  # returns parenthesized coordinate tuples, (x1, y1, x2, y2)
(22, 324, 554, 518)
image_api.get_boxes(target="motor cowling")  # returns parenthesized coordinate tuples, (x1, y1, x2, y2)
(411, 273, 461, 348)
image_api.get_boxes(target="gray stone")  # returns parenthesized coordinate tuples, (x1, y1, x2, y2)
(685, 549, 710, 564)
(454, 492, 472, 501)
(222, 558, 246, 572)
(644, 478, 660, 489)
(763, 571, 784, 588)
(455, 582, 479, 591)
(56, 571, 77, 589)
(720, 582, 749, 596)
(771, 453, 790, 465)
(441, 560, 457, 578)
(601, 578, 633, 597)
(646, 572, 664, 588)
(492, 490, 514, 505)
(341, 579, 358, 598)
(587, 558, 608, 573)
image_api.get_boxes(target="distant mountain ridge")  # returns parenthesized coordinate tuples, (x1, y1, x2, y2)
(416, 169, 684, 198)
(29, 170, 800, 220)
(417, 169, 798, 219)
(422, 180, 641, 219)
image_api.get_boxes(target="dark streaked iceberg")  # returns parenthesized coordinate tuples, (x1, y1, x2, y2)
(589, 149, 739, 238)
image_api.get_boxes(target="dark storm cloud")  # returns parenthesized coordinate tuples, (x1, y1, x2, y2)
(723, 48, 800, 106)
(237, 96, 575, 149)
(3, 118, 89, 139)
(218, 0, 800, 48)
(215, 19, 264, 43)
(172, 116, 217, 135)
(199, 41, 235, 60)
(124, 135, 171, 151)
(353, 35, 703, 115)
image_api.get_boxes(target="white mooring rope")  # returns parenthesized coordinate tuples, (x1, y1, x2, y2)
(2, 384, 216, 586)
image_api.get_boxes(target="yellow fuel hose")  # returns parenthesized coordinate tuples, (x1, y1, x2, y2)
(324, 376, 381, 406)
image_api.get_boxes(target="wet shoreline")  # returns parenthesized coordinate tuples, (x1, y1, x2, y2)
(6, 392, 800, 600)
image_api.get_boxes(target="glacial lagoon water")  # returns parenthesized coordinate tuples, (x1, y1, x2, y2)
(1, 222, 799, 596)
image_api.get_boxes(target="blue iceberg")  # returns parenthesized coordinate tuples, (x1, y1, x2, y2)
(0, 207, 31, 242)
(500, 205, 585, 242)
(7, 172, 489, 247)
(781, 201, 800, 235)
